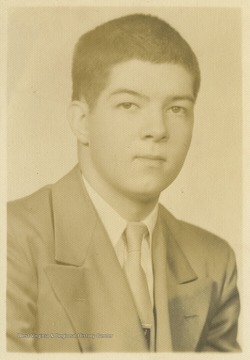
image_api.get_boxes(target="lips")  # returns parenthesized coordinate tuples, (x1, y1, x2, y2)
(135, 155, 166, 161)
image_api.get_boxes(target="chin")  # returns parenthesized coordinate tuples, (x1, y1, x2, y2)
(143, 175, 176, 192)
(127, 182, 171, 202)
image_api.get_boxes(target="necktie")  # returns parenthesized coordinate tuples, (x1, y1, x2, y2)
(124, 222, 155, 350)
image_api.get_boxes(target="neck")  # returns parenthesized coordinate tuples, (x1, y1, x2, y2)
(80, 165, 159, 223)
(85, 175, 158, 222)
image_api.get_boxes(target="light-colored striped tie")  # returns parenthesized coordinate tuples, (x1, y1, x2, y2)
(124, 222, 155, 350)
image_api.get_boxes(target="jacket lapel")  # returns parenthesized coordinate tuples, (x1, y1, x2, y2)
(44, 165, 148, 352)
(167, 275, 214, 352)
(43, 165, 214, 352)
(157, 206, 214, 352)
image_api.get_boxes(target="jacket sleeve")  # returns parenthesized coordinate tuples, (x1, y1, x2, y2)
(201, 246, 241, 352)
(7, 227, 38, 352)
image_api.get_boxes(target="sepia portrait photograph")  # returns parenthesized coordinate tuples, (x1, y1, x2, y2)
(2, 0, 249, 357)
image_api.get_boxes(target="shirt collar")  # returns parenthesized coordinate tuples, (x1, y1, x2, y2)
(82, 175, 158, 248)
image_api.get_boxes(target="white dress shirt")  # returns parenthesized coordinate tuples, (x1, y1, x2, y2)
(82, 176, 158, 305)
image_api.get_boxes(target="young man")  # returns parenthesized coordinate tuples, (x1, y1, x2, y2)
(7, 14, 240, 352)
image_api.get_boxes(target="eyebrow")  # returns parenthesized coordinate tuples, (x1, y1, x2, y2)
(109, 88, 195, 103)
(109, 89, 149, 101)
(169, 95, 195, 103)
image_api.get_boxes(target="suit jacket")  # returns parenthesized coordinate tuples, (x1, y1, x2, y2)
(7, 165, 240, 352)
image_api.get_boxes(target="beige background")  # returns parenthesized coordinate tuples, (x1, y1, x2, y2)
(7, 4, 243, 349)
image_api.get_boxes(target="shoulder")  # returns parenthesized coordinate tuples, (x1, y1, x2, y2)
(8, 185, 53, 232)
(7, 165, 80, 233)
(8, 185, 52, 213)
(7, 185, 57, 263)
(159, 204, 237, 275)
(159, 204, 230, 248)
(7, 165, 84, 253)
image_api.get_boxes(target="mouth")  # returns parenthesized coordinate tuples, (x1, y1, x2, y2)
(135, 155, 166, 162)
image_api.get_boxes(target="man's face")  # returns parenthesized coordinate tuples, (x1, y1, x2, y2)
(85, 59, 195, 202)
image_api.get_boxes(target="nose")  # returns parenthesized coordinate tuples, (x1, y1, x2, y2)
(140, 106, 168, 142)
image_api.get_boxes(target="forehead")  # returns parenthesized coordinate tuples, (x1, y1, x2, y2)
(101, 59, 195, 100)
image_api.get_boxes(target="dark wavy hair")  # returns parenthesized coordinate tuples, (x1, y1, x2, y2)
(72, 13, 200, 108)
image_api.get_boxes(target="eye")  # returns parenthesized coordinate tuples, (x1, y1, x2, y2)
(170, 106, 185, 114)
(118, 102, 138, 110)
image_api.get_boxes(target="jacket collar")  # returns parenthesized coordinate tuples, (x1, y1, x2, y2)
(51, 164, 198, 285)
(52, 164, 99, 266)
(157, 205, 198, 284)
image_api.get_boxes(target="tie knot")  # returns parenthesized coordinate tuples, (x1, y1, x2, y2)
(125, 222, 148, 253)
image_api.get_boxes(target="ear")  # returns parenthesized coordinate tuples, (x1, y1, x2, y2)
(68, 100, 90, 145)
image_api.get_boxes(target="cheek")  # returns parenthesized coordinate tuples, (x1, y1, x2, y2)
(170, 122, 192, 141)
(89, 127, 127, 166)
(168, 124, 193, 158)
(182, 131, 193, 151)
